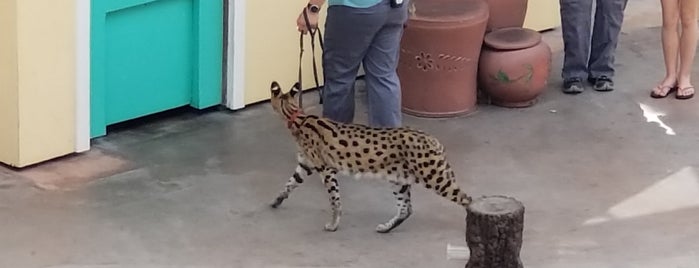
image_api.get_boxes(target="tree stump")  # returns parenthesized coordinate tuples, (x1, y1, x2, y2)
(465, 195, 525, 268)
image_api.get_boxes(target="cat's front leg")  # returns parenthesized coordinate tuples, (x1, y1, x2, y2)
(270, 160, 314, 208)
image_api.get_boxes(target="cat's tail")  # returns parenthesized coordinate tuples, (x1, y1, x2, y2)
(429, 174, 472, 209)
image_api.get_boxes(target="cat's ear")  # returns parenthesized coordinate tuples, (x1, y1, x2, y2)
(271, 81, 282, 97)
(289, 82, 301, 98)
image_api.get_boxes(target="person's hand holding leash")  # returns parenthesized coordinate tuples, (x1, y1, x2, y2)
(297, 1, 323, 34)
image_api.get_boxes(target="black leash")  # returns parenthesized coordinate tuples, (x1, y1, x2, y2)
(298, 8, 324, 108)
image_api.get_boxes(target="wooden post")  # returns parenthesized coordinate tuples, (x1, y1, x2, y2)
(465, 195, 525, 268)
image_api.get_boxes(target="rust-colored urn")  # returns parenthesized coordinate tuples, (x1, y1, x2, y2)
(397, 0, 489, 118)
(483, 0, 529, 32)
(478, 27, 552, 108)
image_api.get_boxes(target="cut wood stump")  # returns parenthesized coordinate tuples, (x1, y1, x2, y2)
(465, 195, 525, 268)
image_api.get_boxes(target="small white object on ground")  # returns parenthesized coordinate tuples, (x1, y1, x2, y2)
(446, 243, 470, 261)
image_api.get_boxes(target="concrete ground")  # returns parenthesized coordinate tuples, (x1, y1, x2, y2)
(2, 1, 699, 267)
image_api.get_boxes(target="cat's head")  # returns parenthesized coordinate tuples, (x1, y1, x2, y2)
(270, 81, 302, 116)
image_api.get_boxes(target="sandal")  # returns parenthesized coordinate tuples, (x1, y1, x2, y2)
(650, 84, 677, 98)
(676, 86, 695, 100)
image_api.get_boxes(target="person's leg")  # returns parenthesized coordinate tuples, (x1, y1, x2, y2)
(651, 0, 680, 97)
(587, 0, 628, 91)
(676, 0, 698, 98)
(362, 1, 407, 128)
(321, 5, 383, 124)
(559, 0, 594, 94)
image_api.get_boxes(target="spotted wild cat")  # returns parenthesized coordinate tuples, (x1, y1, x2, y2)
(268, 81, 472, 233)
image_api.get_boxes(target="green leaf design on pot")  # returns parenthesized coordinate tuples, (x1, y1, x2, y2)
(491, 64, 534, 84)
(495, 70, 511, 83)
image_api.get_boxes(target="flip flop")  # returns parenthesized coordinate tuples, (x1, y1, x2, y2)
(650, 84, 677, 98)
(676, 86, 695, 100)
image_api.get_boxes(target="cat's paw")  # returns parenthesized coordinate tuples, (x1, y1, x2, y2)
(324, 222, 338, 232)
(376, 223, 393, 233)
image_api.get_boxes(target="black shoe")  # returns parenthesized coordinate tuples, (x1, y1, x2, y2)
(562, 78, 584, 94)
(588, 76, 614, 91)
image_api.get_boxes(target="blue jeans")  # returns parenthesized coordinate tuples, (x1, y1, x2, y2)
(560, 0, 628, 81)
(321, 0, 408, 128)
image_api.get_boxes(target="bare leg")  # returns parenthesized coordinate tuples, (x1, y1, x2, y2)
(377, 182, 413, 233)
(653, 0, 680, 97)
(677, 0, 698, 98)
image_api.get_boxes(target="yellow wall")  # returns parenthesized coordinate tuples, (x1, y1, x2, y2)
(0, 0, 76, 167)
(0, 0, 20, 165)
(242, 0, 559, 105)
(523, 0, 561, 31)
(244, 0, 327, 104)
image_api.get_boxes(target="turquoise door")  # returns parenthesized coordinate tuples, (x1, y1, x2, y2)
(91, 0, 223, 137)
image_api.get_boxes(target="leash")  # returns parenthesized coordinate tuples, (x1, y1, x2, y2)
(298, 8, 324, 108)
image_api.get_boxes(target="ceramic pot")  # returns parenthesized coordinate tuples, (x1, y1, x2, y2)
(483, 0, 528, 32)
(478, 27, 551, 108)
(398, 0, 489, 118)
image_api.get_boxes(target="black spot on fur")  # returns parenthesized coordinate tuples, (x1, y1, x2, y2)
(316, 120, 338, 137)
(299, 164, 313, 175)
(293, 173, 304, 183)
(339, 140, 348, 147)
(443, 180, 452, 189)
